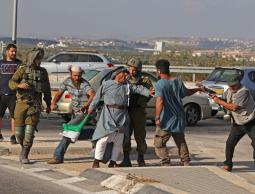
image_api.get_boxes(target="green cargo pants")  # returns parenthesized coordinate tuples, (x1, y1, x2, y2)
(154, 126, 190, 164)
(14, 101, 40, 127)
(123, 107, 147, 154)
(14, 101, 39, 148)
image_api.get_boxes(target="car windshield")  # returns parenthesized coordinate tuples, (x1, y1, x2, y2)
(206, 68, 243, 82)
(82, 70, 100, 81)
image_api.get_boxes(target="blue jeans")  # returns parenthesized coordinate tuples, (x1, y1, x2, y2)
(53, 114, 84, 161)
(54, 136, 71, 161)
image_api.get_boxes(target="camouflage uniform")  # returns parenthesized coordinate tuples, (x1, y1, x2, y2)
(121, 58, 153, 167)
(9, 48, 51, 164)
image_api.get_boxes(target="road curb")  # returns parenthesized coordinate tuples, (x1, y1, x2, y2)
(0, 147, 10, 156)
(80, 168, 177, 194)
(206, 166, 255, 194)
(2, 146, 93, 155)
(3, 144, 169, 156)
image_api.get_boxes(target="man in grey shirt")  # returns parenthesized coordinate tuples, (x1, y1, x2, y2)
(210, 73, 255, 172)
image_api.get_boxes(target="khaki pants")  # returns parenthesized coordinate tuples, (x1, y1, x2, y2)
(123, 107, 147, 154)
(154, 126, 190, 164)
(14, 101, 40, 127)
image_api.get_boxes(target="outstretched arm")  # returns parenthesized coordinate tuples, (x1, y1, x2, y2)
(209, 94, 240, 111)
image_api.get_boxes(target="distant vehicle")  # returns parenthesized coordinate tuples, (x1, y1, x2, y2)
(41, 50, 114, 75)
(46, 67, 212, 126)
(201, 67, 255, 116)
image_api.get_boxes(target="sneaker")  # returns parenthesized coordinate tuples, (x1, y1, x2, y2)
(10, 135, 17, 144)
(47, 158, 63, 164)
(0, 134, 4, 141)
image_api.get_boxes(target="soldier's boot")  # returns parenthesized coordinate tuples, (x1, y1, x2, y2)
(137, 153, 146, 167)
(20, 125, 35, 164)
(119, 152, 132, 167)
(20, 146, 31, 164)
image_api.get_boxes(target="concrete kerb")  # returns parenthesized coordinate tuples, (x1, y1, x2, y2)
(7, 146, 93, 155)
(0, 147, 9, 155)
(80, 166, 255, 194)
(80, 168, 187, 194)
(206, 166, 255, 194)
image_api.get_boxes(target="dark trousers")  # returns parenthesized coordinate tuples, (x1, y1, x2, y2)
(123, 107, 147, 154)
(224, 119, 255, 167)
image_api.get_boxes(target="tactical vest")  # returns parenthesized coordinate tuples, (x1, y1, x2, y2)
(19, 67, 43, 101)
(127, 75, 151, 108)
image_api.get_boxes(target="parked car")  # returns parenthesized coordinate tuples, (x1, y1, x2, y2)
(41, 50, 113, 82)
(201, 67, 255, 116)
(46, 67, 212, 126)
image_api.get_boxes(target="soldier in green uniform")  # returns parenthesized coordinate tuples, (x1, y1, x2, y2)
(120, 58, 153, 167)
(9, 48, 51, 164)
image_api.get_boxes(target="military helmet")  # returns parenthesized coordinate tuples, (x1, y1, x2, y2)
(26, 48, 44, 66)
(127, 58, 142, 71)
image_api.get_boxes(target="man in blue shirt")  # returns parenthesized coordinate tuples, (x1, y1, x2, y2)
(154, 59, 204, 166)
(0, 44, 21, 144)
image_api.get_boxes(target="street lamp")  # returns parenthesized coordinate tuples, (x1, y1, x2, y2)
(12, 0, 18, 44)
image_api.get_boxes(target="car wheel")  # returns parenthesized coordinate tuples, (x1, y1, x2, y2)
(60, 114, 72, 122)
(184, 104, 200, 126)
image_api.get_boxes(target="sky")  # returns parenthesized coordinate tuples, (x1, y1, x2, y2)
(0, 0, 255, 40)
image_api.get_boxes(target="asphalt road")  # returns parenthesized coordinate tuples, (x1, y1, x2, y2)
(1, 115, 255, 194)
(0, 165, 80, 194)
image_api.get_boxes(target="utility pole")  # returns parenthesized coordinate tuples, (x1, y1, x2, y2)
(12, 0, 18, 44)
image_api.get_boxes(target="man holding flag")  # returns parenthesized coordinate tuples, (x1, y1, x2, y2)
(48, 65, 95, 164)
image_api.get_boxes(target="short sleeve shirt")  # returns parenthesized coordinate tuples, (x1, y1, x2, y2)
(60, 78, 93, 113)
(226, 86, 255, 125)
(0, 59, 22, 94)
(154, 77, 188, 133)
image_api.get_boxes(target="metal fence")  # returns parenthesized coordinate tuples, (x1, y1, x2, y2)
(116, 64, 215, 82)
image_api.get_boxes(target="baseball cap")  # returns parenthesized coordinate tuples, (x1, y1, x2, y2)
(226, 73, 241, 86)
